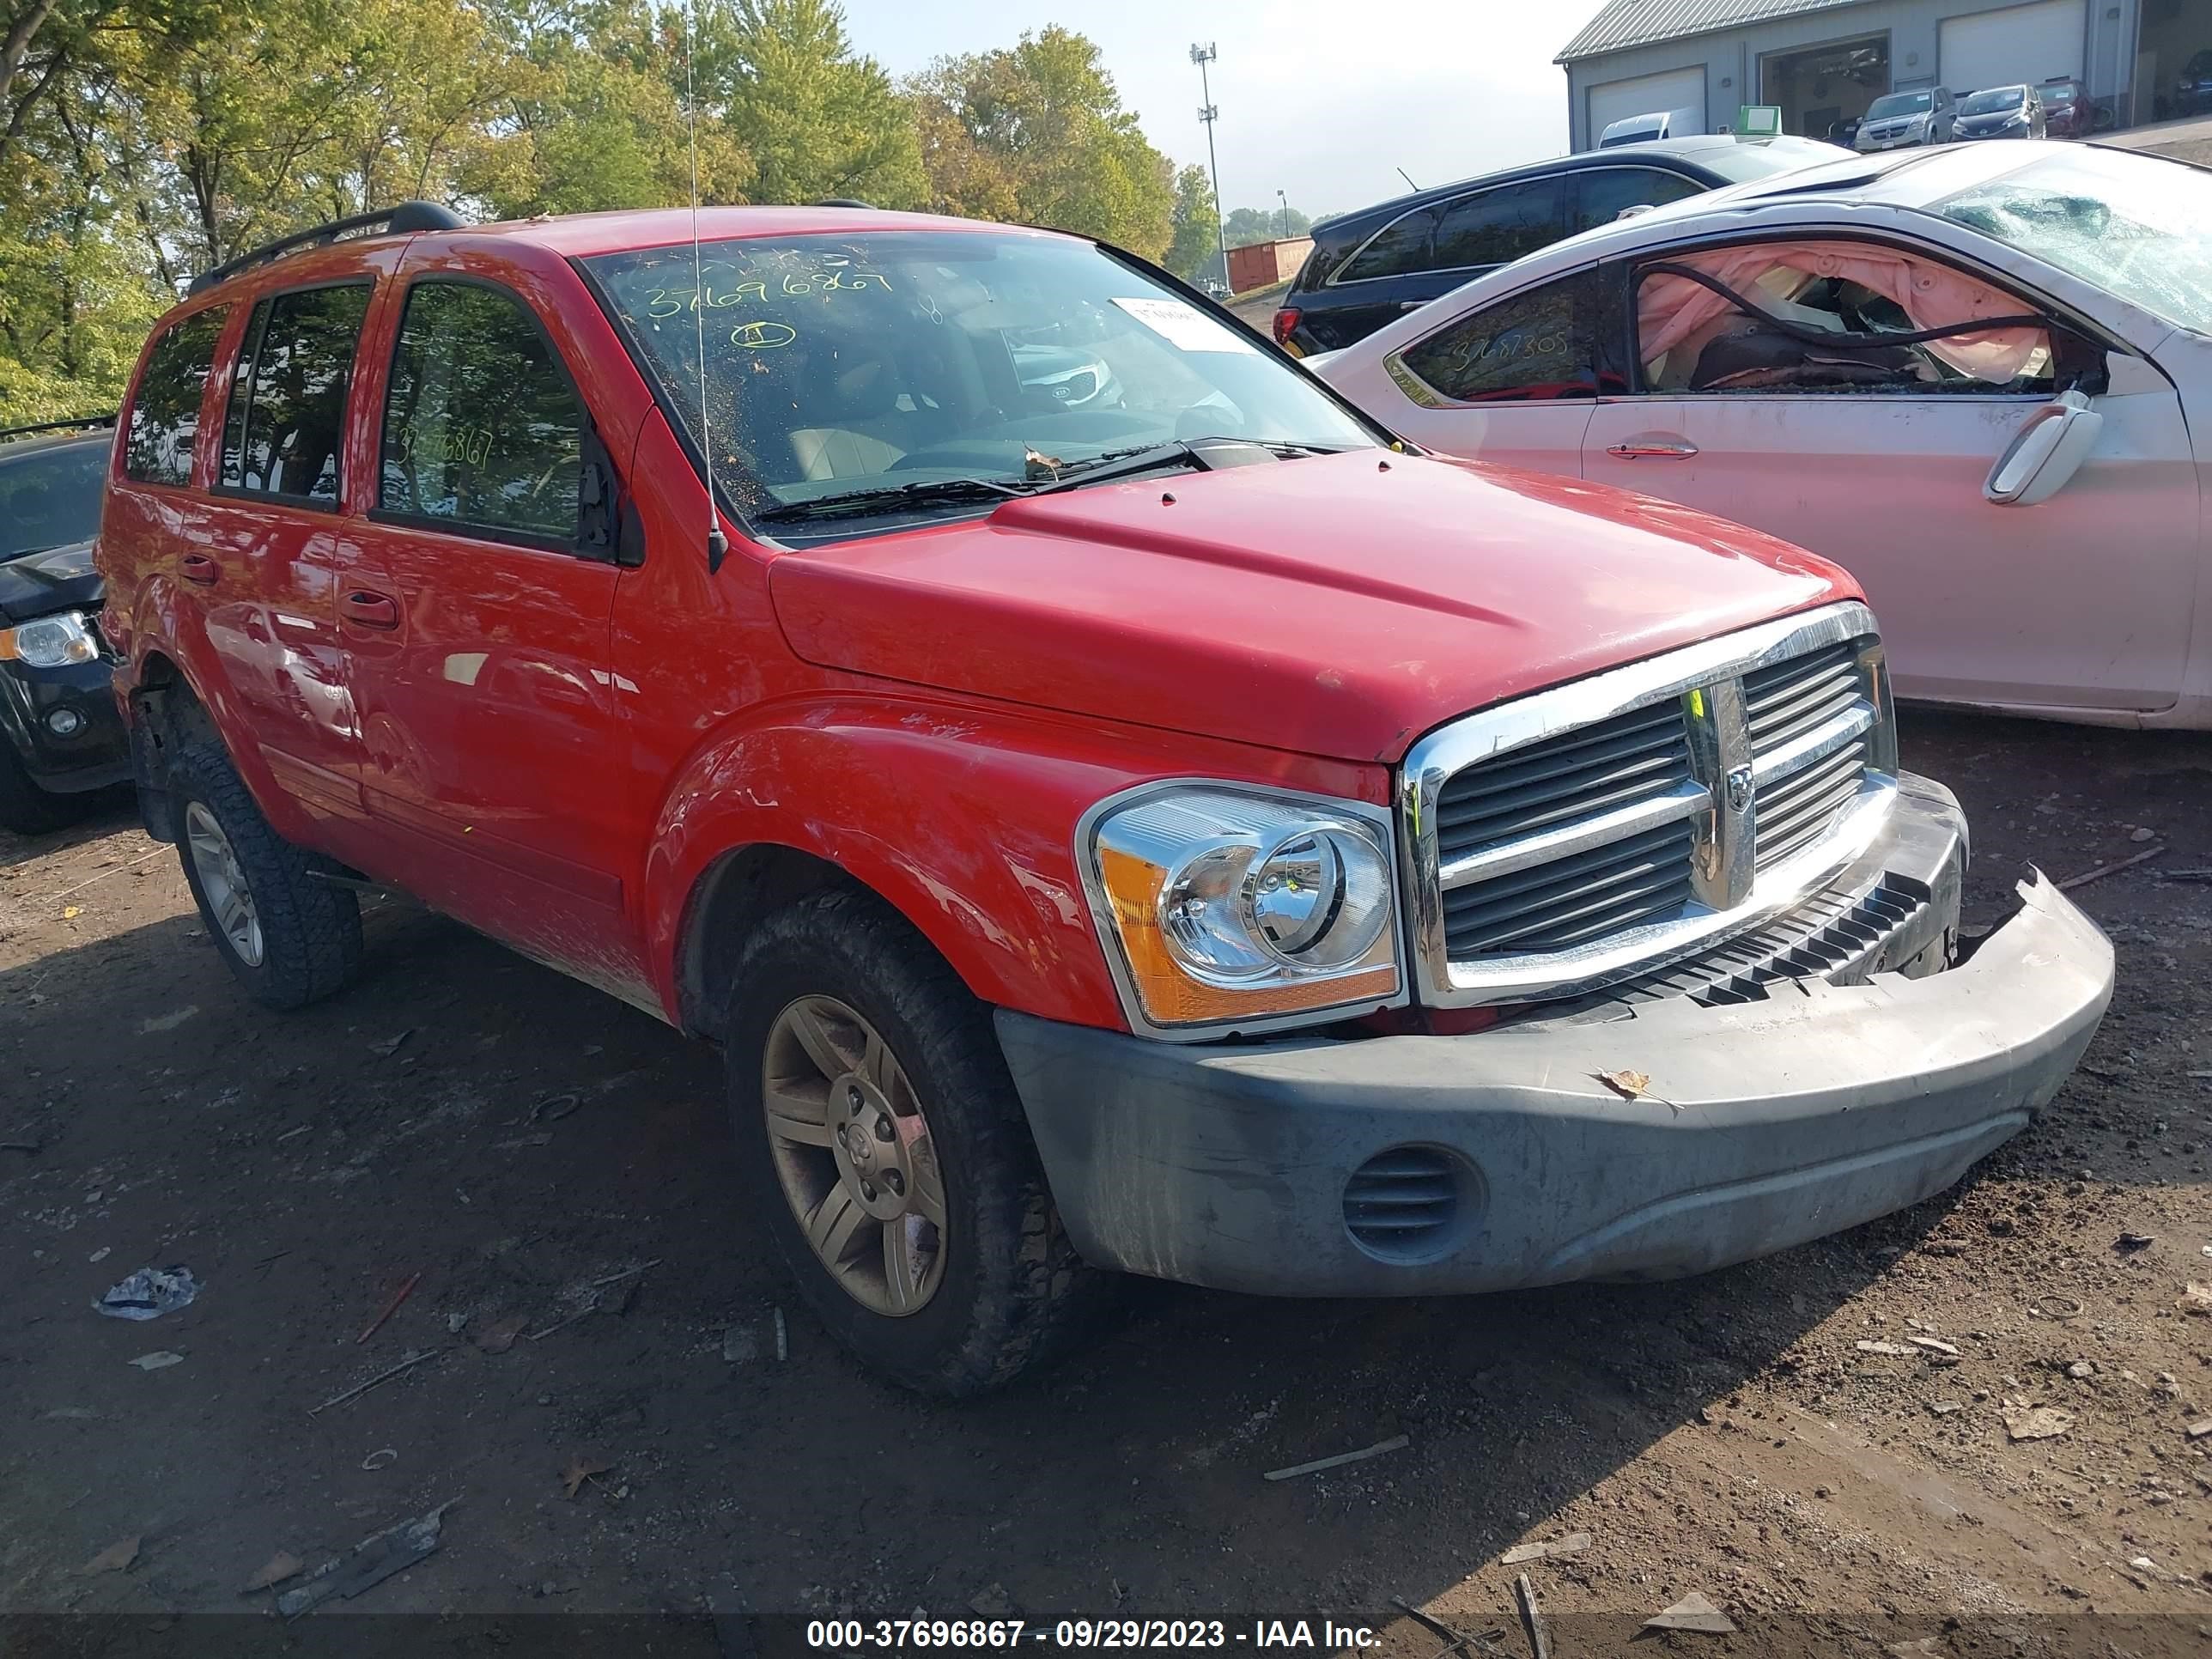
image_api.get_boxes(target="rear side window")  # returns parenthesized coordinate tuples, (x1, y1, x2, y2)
(1335, 208, 1437, 283)
(221, 284, 372, 503)
(1432, 179, 1567, 270)
(1393, 270, 1613, 405)
(378, 281, 584, 544)
(124, 307, 227, 486)
(1571, 168, 1705, 235)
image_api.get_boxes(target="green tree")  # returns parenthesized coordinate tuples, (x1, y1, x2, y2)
(907, 27, 1173, 258)
(696, 0, 922, 209)
(1163, 162, 1218, 282)
(1223, 204, 1310, 248)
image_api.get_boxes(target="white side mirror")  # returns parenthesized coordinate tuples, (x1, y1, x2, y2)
(1984, 391, 2102, 507)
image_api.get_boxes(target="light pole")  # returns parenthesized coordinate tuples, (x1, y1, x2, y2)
(1277, 188, 1289, 240)
(1190, 43, 1226, 292)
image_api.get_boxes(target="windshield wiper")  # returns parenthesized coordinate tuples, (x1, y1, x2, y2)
(751, 477, 1030, 525)
(1029, 436, 1340, 495)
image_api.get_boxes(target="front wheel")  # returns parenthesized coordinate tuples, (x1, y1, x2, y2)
(720, 889, 1109, 1395)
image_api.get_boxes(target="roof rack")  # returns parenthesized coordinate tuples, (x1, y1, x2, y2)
(816, 198, 875, 209)
(186, 201, 466, 298)
(0, 413, 118, 442)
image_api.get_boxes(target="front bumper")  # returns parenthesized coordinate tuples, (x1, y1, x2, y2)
(0, 654, 130, 793)
(999, 785, 2112, 1297)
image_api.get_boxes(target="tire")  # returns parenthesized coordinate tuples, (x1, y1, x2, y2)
(170, 738, 362, 1010)
(720, 888, 1111, 1395)
(0, 740, 86, 836)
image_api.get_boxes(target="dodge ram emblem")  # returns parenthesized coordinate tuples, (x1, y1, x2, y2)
(1724, 763, 1753, 812)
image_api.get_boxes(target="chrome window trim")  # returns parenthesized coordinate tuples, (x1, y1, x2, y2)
(1073, 778, 1410, 1044)
(1399, 600, 1893, 1007)
(1325, 166, 1705, 289)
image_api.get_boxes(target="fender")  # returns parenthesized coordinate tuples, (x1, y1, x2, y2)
(642, 690, 1387, 1033)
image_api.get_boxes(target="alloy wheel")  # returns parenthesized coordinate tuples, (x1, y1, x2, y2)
(761, 995, 948, 1316)
(184, 800, 264, 968)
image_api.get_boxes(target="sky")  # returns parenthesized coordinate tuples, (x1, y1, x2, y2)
(838, 0, 1615, 222)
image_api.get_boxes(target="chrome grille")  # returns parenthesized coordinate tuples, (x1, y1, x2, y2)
(1401, 604, 1898, 1009)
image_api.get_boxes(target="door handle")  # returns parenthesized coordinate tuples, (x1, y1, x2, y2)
(179, 553, 220, 585)
(1606, 439, 1699, 459)
(341, 590, 401, 630)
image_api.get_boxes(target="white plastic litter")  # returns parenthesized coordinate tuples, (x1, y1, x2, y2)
(95, 1267, 201, 1322)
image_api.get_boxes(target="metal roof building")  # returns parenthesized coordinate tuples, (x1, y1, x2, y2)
(1555, 0, 2199, 149)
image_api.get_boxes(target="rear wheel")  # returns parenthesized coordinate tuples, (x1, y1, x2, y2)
(720, 888, 1109, 1395)
(170, 739, 362, 1010)
(0, 741, 86, 836)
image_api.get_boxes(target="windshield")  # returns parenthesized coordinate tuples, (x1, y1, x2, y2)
(1868, 92, 1933, 118)
(1960, 87, 2027, 116)
(584, 230, 1374, 526)
(0, 440, 105, 559)
(1936, 147, 2212, 335)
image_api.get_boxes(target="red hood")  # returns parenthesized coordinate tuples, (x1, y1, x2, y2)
(767, 451, 1856, 766)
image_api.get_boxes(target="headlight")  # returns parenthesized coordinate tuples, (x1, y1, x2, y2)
(0, 611, 99, 669)
(1082, 784, 1401, 1034)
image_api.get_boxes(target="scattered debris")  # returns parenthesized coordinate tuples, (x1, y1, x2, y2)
(969, 1584, 1018, 1620)
(1499, 1531, 1590, 1565)
(1595, 1068, 1650, 1100)
(87, 1246, 109, 1264)
(137, 1006, 198, 1035)
(1513, 1574, 1553, 1659)
(83, 1535, 139, 1574)
(2057, 843, 2163, 891)
(530, 1092, 582, 1123)
(2179, 1283, 2212, 1316)
(307, 1348, 442, 1415)
(2166, 869, 2212, 884)
(1855, 1340, 1911, 1356)
(275, 1125, 312, 1143)
(2129, 825, 2157, 842)
(774, 1306, 788, 1363)
(2066, 1360, 2094, 1379)
(721, 1324, 759, 1364)
(2001, 1405, 2075, 1442)
(2185, 1419, 2212, 1440)
(95, 1266, 200, 1322)
(445, 1311, 469, 1334)
(1909, 1336, 1960, 1357)
(495, 1133, 553, 1152)
(242, 1551, 303, 1594)
(359, 1448, 398, 1472)
(1927, 1401, 1962, 1416)
(62, 905, 82, 919)
(128, 1351, 183, 1370)
(1388, 1595, 1510, 1659)
(355, 1270, 422, 1345)
(2027, 1294, 2085, 1321)
(473, 1316, 527, 1355)
(2114, 1232, 2155, 1253)
(275, 1498, 456, 1618)
(0, 1138, 40, 1155)
(1262, 1433, 1410, 1481)
(367, 1030, 414, 1058)
(526, 1261, 662, 1343)
(1643, 1592, 1735, 1635)
(561, 1455, 613, 1499)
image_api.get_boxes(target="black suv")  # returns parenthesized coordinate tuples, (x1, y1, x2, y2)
(0, 416, 130, 833)
(1275, 136, 1849, 355)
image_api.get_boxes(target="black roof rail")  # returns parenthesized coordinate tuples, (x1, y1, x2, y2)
(186, 201, 466, 298)
(0, 413, 117, 442)
(816, 198, 875, 209)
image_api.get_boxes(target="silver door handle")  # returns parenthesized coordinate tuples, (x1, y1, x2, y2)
(1607, 440, 1698, 459)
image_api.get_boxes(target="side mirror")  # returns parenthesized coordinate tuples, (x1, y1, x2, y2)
(1984, 391, 2102, 507)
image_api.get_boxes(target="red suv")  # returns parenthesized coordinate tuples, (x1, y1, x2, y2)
(99, 202, 2112, 1394)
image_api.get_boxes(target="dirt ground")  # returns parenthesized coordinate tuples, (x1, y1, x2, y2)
(3, 709, 2211, 1654)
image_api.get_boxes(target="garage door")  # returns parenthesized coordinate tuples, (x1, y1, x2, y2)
(1940, 0, 2084, 94)
(1587, 66, 1707, 145)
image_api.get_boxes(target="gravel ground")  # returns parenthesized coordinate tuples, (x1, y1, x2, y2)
(3, 710, 2209, 1654)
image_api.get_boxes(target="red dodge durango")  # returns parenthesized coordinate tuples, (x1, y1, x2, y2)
(96, 201, 2113, 1393)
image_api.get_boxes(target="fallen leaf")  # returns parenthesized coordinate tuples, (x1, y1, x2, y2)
(561, 1454, 612, 1499)
(127, 1351, 184, 1370)
(242, 1551, 302, 1593)
(62, 906, 82, 920)
(368, 1030, 414, 1058)
(1644, 1591, 1735, 1634)
(2180, 1282, 2212, 1316)
(472, 1315, 527, 1355)
(84, 1535, 139, 1575)
(2001, 1405, 2075, 1442)
(1595, 1069, 1651, 1100)
(1500, 1530, 1591, 1565)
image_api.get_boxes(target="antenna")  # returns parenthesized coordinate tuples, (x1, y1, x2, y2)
(684, 0, 729, 572)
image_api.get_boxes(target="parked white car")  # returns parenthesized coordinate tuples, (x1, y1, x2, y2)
(1312, 140, 2212, 729)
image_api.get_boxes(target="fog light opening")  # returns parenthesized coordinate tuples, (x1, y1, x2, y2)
(1342, 1146, 1484, 1265)
(46, 707, 84, 737)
